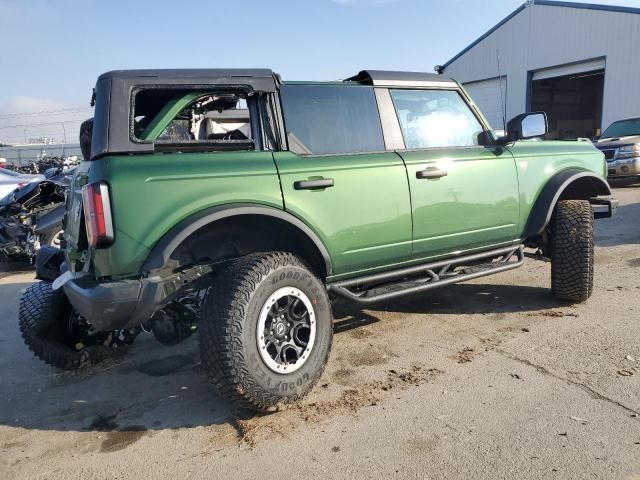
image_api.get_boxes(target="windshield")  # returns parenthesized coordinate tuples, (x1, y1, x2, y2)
(0, 168, 21, 177)
(601, 118, 640, 138)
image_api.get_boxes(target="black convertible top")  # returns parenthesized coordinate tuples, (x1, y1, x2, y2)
(97, 69, 276, 91)
(89, 68, 458, 159)
(91, 69, 277, 159)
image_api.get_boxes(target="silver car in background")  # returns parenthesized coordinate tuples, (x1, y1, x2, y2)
(595, 117, 640, 179)
(0, 168, 44, 201)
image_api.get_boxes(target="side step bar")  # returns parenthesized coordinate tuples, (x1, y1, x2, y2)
(327, 245, 524, 304)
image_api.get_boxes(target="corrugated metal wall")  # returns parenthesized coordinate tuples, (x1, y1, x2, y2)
(442, 4, 640, 130)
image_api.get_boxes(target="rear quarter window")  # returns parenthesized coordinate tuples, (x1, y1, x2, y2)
(131, 88, 256, 152)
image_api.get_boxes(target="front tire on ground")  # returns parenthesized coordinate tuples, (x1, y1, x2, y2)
(199, 252, 333, 411)
(550, 199, 594, 303)
(19, 281, 127, 370)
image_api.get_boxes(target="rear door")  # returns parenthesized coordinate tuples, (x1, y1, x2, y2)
(274, 84, 412, 277)
(386, 88, 519, 259)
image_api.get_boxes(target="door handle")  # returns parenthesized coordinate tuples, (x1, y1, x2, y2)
(416, 168, 448, 179)
(294, 178, 335, 190)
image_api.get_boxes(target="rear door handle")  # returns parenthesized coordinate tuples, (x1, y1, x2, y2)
(416, 168, 448, 179)
(293, 178, 335, 190)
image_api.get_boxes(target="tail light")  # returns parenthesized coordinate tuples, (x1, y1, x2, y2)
(82, 182, 114, 248)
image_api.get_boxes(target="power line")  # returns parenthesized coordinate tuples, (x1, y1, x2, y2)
(0, 107, 93, 118)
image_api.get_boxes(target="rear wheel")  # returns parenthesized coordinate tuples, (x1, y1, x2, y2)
(19, 281, 135, 370)
(199, 252, 333, 411)
(550, 200, 594, 303)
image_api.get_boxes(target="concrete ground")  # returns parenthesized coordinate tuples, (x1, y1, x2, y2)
(1, 181, 639, 480)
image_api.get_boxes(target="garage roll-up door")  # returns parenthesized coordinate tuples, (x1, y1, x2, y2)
(532, 58, 606, 81)
(463, 76, 507, 131)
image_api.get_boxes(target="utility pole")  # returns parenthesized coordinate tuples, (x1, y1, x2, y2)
(61, 122, 66, 157)
(23, 129, 27, 144)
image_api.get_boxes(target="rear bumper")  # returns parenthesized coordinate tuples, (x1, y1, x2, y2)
(61, 261, 214, 332)
(64, 278, 141, 331)
(63, 275, 163, 332)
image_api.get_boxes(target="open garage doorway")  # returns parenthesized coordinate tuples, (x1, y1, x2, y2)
(530, 68, 604, 140)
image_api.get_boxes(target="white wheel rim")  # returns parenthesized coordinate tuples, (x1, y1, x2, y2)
(256, 286, 316, 374)
(50, 230, 64, 247)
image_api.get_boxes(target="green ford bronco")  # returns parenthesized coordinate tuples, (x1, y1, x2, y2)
(20, 69, 617, 411)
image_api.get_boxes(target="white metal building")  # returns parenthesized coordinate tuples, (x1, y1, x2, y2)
(438, 0, 640, 139)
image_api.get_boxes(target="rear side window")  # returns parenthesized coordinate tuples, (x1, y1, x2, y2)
(280, 84, 384, 155)
(131, 89, 255, 151)
(390, 89, 484, 149)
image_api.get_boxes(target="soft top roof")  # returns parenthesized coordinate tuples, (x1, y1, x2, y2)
(89, 68, 459, 159)
(97, 68, 277, 92)
(346, 70, 457, 88)
(91, 69, 277, 159)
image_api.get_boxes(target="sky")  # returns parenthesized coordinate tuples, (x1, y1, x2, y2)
(1, 0, 639, 144)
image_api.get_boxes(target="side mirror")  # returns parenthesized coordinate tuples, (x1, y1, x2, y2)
(502, 112, 548, 142)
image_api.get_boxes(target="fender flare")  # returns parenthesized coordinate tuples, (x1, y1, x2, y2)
(524, 169, 611, 238)
(142, 204, 332, 276)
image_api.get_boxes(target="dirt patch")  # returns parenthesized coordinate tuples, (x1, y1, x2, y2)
(1, 441, 26, 450)
(527, 310, 578, 318)
(627, 258, 640, 268)
(455, 347, 475, 364)
(228, 364, 442, 447)
(349, 329, 373, 340)
(349, 348, 391, 367)
(333, 368, 355, 385)
(99, 426, 148, 453)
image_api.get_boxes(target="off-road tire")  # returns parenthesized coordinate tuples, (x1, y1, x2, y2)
(199, 252, 333, 411)
(550, 200, 594, 303)
(19, 281, 123, 370)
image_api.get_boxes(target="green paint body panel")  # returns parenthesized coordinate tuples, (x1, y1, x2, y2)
(65, 123, 606, 281)
(505, 140, 606, 237)
(85, 151, 282, 278)
(400, 145, 519, 258)
(274, 151, 412, 276)
(70, 139, 605, 281)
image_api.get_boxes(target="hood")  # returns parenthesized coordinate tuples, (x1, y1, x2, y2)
(595, 135, 640, 148)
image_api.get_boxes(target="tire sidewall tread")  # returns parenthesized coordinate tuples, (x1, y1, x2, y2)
(199, 252, 333, 411)
(550, 199, 594, 303)
(19, 281, 123, 370)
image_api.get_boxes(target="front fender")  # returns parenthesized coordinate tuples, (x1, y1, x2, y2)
(524, 168, 611, 238)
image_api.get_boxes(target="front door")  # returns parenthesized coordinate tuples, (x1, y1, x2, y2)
(275, 83, 412, 277)
(388, 88, 519, 259)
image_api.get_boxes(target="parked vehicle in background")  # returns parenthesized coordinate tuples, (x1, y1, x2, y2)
(20, 69, 617, 412)
(0, 168, 70, 261)
(0, 168, 44, 201)
(595, 117, 640, 179)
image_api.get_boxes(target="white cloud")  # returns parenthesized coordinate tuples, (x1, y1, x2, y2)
(7, 96, 67, 114)
(0, 96, 91, 144)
